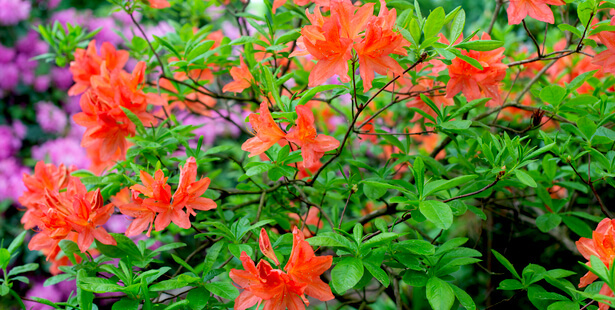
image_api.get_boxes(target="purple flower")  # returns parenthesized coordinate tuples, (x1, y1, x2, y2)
(51, 66, 74, 90)
(145, 21, 174, 39)
(0, 157, 28, 202)
(0, 0, 30, 25)
(180, 108, 242, 147)
(0, 44, 15, 63)
(90, 17, 123, 46)
(0, 125, 21, 160)
(12, 120, 27, 139)
(31, 137, 90, 169)
(0, 63, 19, 90)
(36, 101, 68, 134)
(16, 30, 48, 56)
(51, 8, 86, 28)
(64, 96, 82, 115)
(34, 75, 51, 92)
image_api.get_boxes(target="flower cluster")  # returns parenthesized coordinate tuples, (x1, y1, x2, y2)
(242, 102, 340, 172)
(576, 218, 615, 310)
(230, 228, 334, 310)
(115, 157, 217, 236)
(446, 33, 507, 105)
(292, 0, 409, 90)
(18, 161, 116, 272)
(70, 41, 164, 174)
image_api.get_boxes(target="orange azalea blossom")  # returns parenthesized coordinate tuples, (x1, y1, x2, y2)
(68, 40, 129, 96)
(593, 30, 615, 74)
(20, 162, 117, 254)
(576, 218, 615, 310)
(147, 0, 170, 9)
(223, 56, 254, 93)
(242, 101, 287, 157)
(74, 61, 164, 163)
(121, 157, 216, 235)
(286, 105, 340, 170)
(295, 0, 375, 86)
(18, 161, 75, 230)
(259, 228, 280, 265)
(446, 33, 507, 106)
(354, 0, 410, 90)
(506, 0, 565, 25)
(229, 228, 333, 310)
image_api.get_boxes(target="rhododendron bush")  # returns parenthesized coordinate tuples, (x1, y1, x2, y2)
(4, 0, 615, 309)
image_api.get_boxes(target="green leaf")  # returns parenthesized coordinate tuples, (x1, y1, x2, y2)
(423, 175, 478, 196)
(426, 277, 455, 310)
(561, 215, 592, 238)
(96, 234, 143, 262)
(450, 283, 477, 310)
(449, 9, 465, 43)
(498, 279, 525, 290)
(202, 241, 223, 275)
(515, 170, 537, 188)
(8, 263, 38, 277)
(414, 158, 426, 196)
(419, 200, 453, 230)
(331, 257, 364, 294)
(577, 117, 597, 140)
(204, 282, 239, 300)
(424, 7, 445, 38)
(307, 233, 354, 250)
(491, 249, 521, 280)
(0, 248, 10, 270)
(402, 270, 429, 287)
(44, 273, 73, 287)
(536, 213, 562, 233)
(397, 239, 436, 255)
(172, 254, 196, 274)
(363, 233, 401, 249)
(296, 85, 344, 107)
(440, 120, 472, 130)
(539, 85, 566, 106)
(7, 231, 26, 254)
(363, 254, 389, 287)
(454, 40, 503, 51)
(187, 287, 210, 310)
(112, 298, 139, 310)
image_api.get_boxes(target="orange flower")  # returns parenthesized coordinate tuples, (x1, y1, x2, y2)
(354, 0, 409, 90)
(222, 56, 254, 93)
(576, 218, 615, 310)
(286, 105, 340, 170)
(593, 31, 615, 75)
(446, 33, 507, 106)
(506, 0, 565, 25)
(299, 3, 357, 86)
(18, 161, 75, 230)
(172, 156, 217, 217)
(73, 61, 163, 162)
(242, 101, 287, 157)
(259, 228, 280, 266)
(229, 228, 333, 310)
(121, 157, 216, 234)
(68, 40, 129, 96)
(63, 181, 116, 252)
(285, 227, 335, 302)
(147, 0, 170, 9)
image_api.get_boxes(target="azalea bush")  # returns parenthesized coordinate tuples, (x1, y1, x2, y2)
(3, 0, 615, 309)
